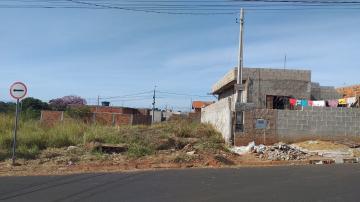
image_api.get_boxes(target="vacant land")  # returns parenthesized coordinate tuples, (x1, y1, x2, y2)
(1, 114, 251, 175)
(1, 114, 359, 176)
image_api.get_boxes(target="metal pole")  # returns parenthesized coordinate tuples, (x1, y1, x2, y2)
(12, 99, 20, 165)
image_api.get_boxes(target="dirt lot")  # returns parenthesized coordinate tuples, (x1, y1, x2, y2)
(3, 139, 359, 176)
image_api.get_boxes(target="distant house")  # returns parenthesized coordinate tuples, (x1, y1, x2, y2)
(192, 101, 214, 113)
(336, 84, 360, 98)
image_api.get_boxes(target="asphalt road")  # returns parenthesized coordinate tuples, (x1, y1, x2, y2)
(1, 164, 360, 202)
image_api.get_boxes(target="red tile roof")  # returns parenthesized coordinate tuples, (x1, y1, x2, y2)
(192, 101, 214, 109)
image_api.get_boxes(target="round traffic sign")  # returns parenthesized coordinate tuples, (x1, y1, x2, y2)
(10, 82, 27, 100)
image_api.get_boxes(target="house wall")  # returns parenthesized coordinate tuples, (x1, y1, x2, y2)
(201, 98, 233, 144)
(337, 84, 360, 98)
(244, 68, 311, 108)
(311, 82, 341, 100)
(235, 109, 278, 146)
(216, 68, 312, 108)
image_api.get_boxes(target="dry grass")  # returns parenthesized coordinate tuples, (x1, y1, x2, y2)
(0, 114, 225, 160)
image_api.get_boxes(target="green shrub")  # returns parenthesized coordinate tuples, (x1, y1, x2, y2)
(127, 143, 153, 158)
(66, 106, 92, 120)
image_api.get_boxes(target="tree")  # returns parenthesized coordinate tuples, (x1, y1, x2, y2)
(0, 102, 16, 114)
(49, 95, 87, 111)
(21, 97, 50, 120)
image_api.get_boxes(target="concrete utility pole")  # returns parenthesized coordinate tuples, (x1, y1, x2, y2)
(234, 8, 245, 142)
(236, 8, 245, 104)
(152, 86, 156, 123)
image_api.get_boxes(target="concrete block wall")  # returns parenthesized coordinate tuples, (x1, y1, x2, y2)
(201, 98, 232, 144)
(277, 107, 360, 142)
(245, 68, 311, 108)
(311, 82, 341, 100)
(215, 68, 312, 109)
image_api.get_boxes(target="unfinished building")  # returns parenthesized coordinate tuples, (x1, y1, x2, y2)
(202, 67, 360, 146)
(212, 67, 341, 109)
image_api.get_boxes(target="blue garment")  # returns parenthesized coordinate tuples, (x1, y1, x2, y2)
(301, 100, 308, 107)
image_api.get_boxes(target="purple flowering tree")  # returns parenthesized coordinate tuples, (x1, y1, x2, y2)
(49, 95, 87, 110)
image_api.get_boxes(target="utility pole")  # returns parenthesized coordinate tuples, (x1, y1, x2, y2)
(96, 95, 100, 113)
(234, 8, 245, 144)
(152, 86, 156, 124)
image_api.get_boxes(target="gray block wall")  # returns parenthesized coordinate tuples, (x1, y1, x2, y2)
(311, 82, 342, 100)
(277, 107, 360, 142)
(244, 68, 311, 108)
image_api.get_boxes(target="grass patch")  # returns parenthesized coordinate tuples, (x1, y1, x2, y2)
(0, 113, 226, 160)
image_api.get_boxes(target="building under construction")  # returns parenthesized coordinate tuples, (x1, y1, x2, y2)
(201, 67, 360, 146)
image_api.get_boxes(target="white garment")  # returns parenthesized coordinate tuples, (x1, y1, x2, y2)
(346, 97, 356, 107)
(312, 100, 326, 107)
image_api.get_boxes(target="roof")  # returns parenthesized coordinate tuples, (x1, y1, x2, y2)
(336, 84, 360, 98)
(192, 101, 214, 109)
(212, 67, 311, 94)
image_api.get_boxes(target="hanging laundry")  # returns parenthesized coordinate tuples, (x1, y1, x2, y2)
(301, 100, 308, 107)
(296, 100, 302, 106)
(338, 98, 347, 105)
(328, 99, 339, 107)
(289, 98, 297, 106)
(313, 100, 326, 107)
(346, 97, 356, 107)
(308, 100, 313, 106)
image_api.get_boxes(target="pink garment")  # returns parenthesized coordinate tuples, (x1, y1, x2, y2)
(308, 100, 313, 106)
(328, 99, 339, 107)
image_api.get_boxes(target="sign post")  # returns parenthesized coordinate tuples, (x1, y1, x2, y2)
(9, 82, 27, 165)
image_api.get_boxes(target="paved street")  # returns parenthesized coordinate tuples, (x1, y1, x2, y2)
(1, 165, 360, 202)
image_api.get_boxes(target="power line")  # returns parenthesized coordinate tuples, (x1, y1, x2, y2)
(156, 91, 214, 98)
(1, 0, 360, 14)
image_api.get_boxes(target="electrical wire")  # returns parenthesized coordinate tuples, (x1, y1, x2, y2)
(1, 0, 360, 14)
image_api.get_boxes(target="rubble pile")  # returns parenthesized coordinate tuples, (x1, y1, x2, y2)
(254, 142, 309, 161)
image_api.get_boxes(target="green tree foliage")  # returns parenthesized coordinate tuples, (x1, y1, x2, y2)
(21, 97, 50, 120)
(66, 106, 92, 120)
(0, 102, 16, 114)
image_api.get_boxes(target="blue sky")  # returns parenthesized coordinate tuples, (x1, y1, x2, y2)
(0, 8, 359, 110)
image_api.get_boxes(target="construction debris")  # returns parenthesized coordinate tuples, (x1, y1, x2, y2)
(231, 142, 309, 161)
(255, 142, 309, 161)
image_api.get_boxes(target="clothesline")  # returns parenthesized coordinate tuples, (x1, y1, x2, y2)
(289, 97, 357, 108)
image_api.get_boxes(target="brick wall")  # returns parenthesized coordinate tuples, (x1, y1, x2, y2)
(41, 110, 151, 126)
(235, 109, 278, 146)
(132, 114, 152, 125)
(337, 84, 360, 98)
(40, 111, 63, 125)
